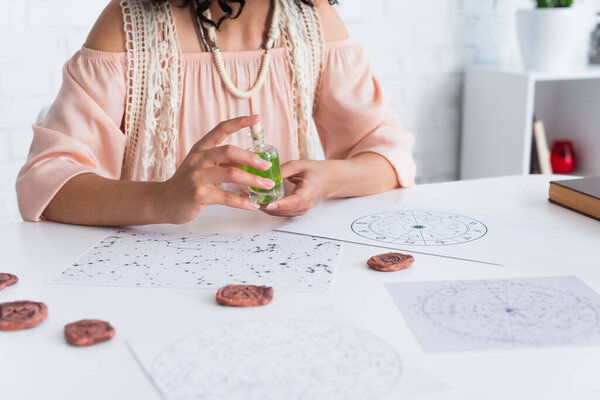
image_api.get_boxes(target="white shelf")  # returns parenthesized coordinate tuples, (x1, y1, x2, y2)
(469, 65, 600, 81)
(460, 66, 600, 180)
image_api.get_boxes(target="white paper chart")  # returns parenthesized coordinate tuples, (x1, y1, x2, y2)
(127, 308, 444, 400)
(351, 210, 488, 246)
(52, 230, 341, 292)
(385, 276, 600, 352)
(277, 198, 541, 265)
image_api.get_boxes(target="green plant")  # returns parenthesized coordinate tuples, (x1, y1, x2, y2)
(492, 0, 574, 9)
(534, 0, 574, 7)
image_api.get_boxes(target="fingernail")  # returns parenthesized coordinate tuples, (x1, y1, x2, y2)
(248, 202, 259, 210)
(260, 160, 272, 170)
(261, 179, 275, 189)
(266, 203, 278, 210)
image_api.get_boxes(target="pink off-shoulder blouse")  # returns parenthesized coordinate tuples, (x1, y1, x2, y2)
(16, 39, 416, 221)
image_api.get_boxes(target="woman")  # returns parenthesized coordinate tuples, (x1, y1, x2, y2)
(16, 0, 416, 226)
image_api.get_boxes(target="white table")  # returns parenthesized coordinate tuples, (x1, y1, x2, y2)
(2, 175, 600, 400)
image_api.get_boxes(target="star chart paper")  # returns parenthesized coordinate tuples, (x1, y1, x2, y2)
(52, 230, 341, 292)
(127, 308, 445, 400)
(276, 197, 541, 265)
(386, 276, 600, 353)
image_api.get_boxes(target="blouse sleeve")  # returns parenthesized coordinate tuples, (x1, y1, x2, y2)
(313, 40, 416, 188)
(16, 48, 127, 221)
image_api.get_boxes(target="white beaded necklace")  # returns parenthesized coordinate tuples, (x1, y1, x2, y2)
(196, 0, 280, 99)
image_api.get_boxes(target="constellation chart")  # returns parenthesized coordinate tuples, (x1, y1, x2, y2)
(277, 198, 542, 265)
(51, 231, 341, 292)
(385, 276, 600, 352)
(351, 210, 488, 246)
(131, 319, 403, 400)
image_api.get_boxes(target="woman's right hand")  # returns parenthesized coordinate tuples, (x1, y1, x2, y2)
(156, 115, 274, 224)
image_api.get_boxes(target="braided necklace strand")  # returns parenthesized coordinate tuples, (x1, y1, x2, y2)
(195, 0, 280, 99)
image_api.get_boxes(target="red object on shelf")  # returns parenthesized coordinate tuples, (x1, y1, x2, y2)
(551, 141, 576, 174)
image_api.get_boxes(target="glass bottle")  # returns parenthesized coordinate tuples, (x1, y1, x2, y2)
(243, 122, 284, 204)
(589, 13, 600, 65)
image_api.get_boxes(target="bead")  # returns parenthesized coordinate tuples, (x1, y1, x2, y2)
(203, 0, 280, 99)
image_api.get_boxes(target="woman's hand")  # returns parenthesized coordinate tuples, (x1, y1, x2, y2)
(156, 115, 275, 224)
(260, 159, 333, 217)
(260, 153, 399, 218)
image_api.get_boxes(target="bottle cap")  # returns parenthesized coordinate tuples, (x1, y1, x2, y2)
(250, 121, 263, 140)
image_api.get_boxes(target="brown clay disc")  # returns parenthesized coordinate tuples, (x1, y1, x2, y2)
(0, 301, 48, 331)
(64, 319, 115, 347)
(216, 284, 274, 307)
(0, 273, 18, 291)
(367, 252, 414, 272)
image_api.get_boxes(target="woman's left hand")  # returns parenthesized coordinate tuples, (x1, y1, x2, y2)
(258, 152, 399, 217)
(261, 159, 333, 217)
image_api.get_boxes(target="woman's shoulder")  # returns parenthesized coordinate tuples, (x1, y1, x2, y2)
(313, 0, 349, 43)
(84, 0, 126, 52)
(83, 1, 348, 52)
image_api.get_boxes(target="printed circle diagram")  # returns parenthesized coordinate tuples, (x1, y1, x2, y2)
(150, 319, 402, 400)
(420, 280, 600, 346)
(351, 210, 488, 246)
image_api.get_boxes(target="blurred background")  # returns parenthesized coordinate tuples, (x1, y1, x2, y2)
(0, 0, 599, 222)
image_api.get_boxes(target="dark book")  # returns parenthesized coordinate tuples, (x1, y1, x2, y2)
(548, 177, 600, 221)
(530, 120, 540, 174)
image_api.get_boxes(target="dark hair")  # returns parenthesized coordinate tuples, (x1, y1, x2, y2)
(155, 0, 338, 30)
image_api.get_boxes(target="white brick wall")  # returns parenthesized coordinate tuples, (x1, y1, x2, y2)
(0, 0, 598, 222)
(0, 0, 108, 222)
(342, 0, 598, 184)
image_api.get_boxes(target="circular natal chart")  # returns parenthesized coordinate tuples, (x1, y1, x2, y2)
(351, 210, 488, 246)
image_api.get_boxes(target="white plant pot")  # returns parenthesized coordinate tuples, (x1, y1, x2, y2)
(516, 8, 579, 71)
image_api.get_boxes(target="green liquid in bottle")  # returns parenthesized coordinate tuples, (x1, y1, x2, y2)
(243, 145, 284, 204)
